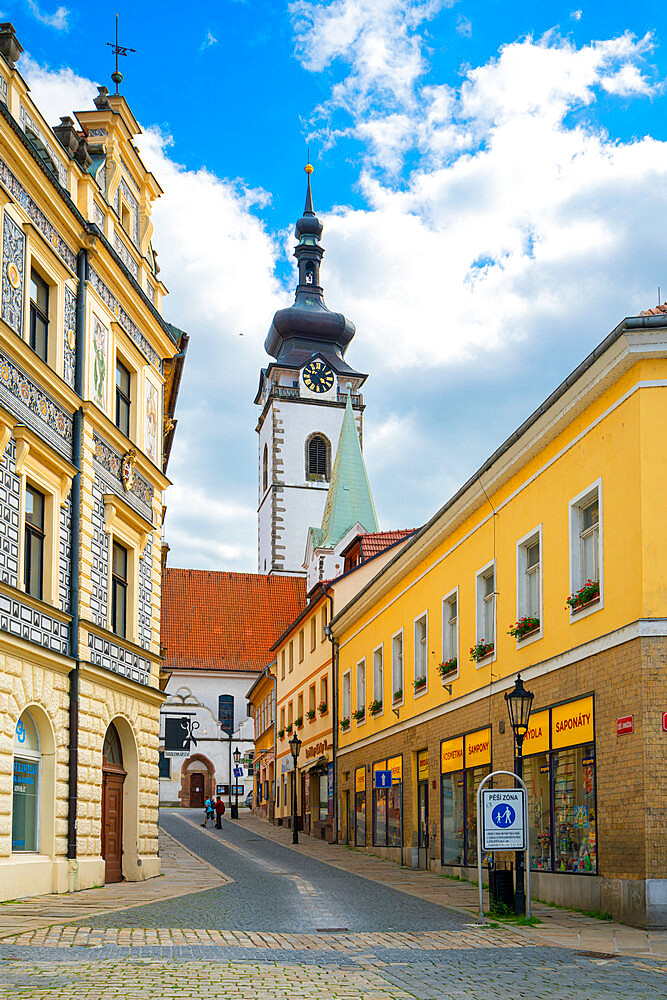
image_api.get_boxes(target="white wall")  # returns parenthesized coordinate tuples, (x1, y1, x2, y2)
(159, 669, 258, 805)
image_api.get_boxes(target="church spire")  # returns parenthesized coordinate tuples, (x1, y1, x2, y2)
(294, 161, 324, 297)
(319, 389, 378, 548)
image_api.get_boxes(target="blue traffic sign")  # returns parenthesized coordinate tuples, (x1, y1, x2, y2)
(374, 769, 392, 789)
(233, 767, 243, 778)
(491, 803, 516, 828)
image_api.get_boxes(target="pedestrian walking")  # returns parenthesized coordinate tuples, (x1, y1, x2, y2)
(201, 796, 215, 827)
(215, 795, 225, 829)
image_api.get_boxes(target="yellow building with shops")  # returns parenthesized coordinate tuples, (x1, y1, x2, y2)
(0, 25, 187, 898)
(333, 312, 667, 928)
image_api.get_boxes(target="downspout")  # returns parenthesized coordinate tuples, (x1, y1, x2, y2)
(324, 586, 338, 843)
(67, 248, 87, 890)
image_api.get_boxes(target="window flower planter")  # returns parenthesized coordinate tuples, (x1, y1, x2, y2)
(340, 717, 350, 731)
(318, 701, 328, 715)
(566, 580, 600, 613)
(438, 657, 457, 679)
(393, 688, 403, 703)
(470, 640, 494, 662)
(286, 723, 293, 733)
(295, 716, 303, 729)
(413, 675, 427, 692)
(306, 708, 316, 721)
(353, 707, 365, 722)
(369, 699, 383, 716)
(278, 728, 285, 739)
(507, 616, 540, 640)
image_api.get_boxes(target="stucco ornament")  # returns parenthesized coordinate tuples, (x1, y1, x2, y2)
(121, 448, 136, 492)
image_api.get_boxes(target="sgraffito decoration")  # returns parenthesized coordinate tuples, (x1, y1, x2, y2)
(1, 212, 25, 335)
(0, 350, 73, 448)
(91, 313, 107, 408)
(93, 432, 153, 510)
(0, 157, 76, 273)
(63, 286, 76, 389)
(145, 380, 158, 464)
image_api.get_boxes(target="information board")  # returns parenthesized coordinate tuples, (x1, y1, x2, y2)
(481, 788, 526, 850)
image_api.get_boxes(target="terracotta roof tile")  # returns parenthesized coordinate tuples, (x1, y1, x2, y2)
(161, 568, 306, 673)
(640, 303, 667, 316)
(358, 529, 416, 560)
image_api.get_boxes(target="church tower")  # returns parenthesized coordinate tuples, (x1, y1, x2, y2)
(255, 165, 368, 576)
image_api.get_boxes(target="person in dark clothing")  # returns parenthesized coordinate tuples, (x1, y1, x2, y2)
(215, 795, 226, 829)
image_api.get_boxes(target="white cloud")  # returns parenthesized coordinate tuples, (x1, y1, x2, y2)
(456, 15, 472, 38)
(25, 0, 69, 30)
(19, 54, 97, 123)
(571, 9, 582, 21)
(201, 30, 217, 51)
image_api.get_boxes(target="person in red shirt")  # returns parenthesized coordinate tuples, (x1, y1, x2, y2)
(214, 795, 226, 829)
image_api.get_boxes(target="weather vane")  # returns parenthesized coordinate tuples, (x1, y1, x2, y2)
(106, 14, 135, 95)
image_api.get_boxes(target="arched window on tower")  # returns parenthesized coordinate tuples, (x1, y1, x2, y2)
(307, 434, 330, 482)
(262, 444, 268, 493)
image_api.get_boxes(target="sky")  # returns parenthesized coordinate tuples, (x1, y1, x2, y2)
(9, 0, 667, 571)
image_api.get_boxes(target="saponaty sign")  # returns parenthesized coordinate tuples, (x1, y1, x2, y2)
(481, 788, 526, 850)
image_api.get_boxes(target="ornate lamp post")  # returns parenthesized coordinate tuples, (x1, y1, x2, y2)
(288, 731, 302, 845)
(504, 674, 534, 916)
(233, 746, 241, 819)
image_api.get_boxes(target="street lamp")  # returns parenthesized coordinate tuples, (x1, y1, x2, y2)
(233, 746, 241, 820)
(288, 730, 302, 845)
(504, 673, 534, 916)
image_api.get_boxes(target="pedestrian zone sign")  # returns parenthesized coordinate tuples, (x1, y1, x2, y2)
(374, 769, 392, 789)
(481, 788, 526, 850)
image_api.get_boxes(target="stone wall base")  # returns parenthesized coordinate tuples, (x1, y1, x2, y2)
(0, 853, 160, 901)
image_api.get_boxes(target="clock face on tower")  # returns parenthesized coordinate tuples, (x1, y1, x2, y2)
(302, 360, 335, 394)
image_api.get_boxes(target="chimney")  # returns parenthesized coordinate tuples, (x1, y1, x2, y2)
(53, 117, 80, 158)
(93, 86, 110, 110)
(0, 22, 22, 67)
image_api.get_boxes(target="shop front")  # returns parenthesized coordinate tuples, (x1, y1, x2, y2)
(522, 695, 596, 875)
(354, 765, 366, 846)
(372, 755, 402, 849)
(440, 727, 492, 869)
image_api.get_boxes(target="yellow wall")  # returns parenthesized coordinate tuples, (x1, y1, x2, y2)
(336, 358, 667, 747)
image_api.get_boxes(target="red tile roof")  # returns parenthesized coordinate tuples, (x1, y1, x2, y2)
(358, 529, 416, 561)
(640, 304, 667, 316)
(161, 568, 306, 673)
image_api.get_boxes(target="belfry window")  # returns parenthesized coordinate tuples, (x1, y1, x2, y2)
(262, 444, 268, 493)
(305, 262, 315, 285)
(307, 435, 329, 481)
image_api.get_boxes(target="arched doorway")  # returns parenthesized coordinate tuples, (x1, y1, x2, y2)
(179, 753, 215, 807)
(101, 722, 126, 883)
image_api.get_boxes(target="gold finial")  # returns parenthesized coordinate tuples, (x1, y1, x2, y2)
(305, 163, 314, 174)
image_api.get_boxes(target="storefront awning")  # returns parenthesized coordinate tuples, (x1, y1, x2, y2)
(307, 755, 330, 774)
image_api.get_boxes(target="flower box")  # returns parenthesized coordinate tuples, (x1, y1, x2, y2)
(340, 717, 350, 731)
(353, 707, 365, 722)
(566, 580, 600, 613)
(295, 716, 303, 729)
(286, 723, 293, 733)
(413, 675, 427, 692)
(369, 699, 383, 716)
(392, 689, 403, 703)
(306, 708, 316, 721)
(507, 616, 540, 640)
(278, 728, 285, 739)
(318, 701, 328, 715)
(470, 641, 494, 663)
(438, 658, 457, 679)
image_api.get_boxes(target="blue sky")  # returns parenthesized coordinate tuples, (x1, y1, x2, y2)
(12, 1, 667, 569)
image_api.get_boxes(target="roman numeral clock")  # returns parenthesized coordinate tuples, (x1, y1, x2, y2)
(302, 360, 335, 394)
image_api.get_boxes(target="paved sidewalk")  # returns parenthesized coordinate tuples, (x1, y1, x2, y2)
(231, 811, 667, 960)
(0, 828, 229, 939)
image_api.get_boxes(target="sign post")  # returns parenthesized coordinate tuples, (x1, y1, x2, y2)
(476, 770, 531, 924)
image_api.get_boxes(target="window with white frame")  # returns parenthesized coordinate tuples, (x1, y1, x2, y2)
(517, 528, 542, 633)
(442, 590, 458, 666)
(569, 481, 602, 611)
(414, 613, 427, 683)
(475, 563, 496, 654)
(356, 659, 366, 715)
(391, 630, 404, 702)
(342, 670, 351, 721)
(372, 645, 383, 709)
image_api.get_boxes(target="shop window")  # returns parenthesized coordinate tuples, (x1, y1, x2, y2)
(319, 773, 328, 821)
(111, 539, 128, 637)
(475, 562, 496, 659)
(440, 729, 492, 868)
(413, 612, 427, 688)
(372, 757, 402, 848)
(442, 590, 458, 668)
(12, 710, 40, 853)
(372, 645, 383, 709)
(524, 753, 551, 870)
(355, 768, 366, 847)
(115, 359, 131, 438)
(24, 484, 45, 600)
(29, 269, 49, 363)
(391, 629, 403, 703)
(158, 752, 170, 779)
(441, 771, 465, 865)
(569, 481, 603, 614)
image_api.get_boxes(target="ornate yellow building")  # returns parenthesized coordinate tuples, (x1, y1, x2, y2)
(0, 24, 187, 898)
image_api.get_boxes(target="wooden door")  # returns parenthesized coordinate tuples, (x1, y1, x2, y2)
(101, 769, 125, 883)
(190, 772, 205, 808)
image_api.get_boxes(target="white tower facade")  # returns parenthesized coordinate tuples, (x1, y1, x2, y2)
(255, 167, 367, 576)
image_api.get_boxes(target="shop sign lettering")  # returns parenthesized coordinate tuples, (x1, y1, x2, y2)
(522, 709, 550, 754)
(551, 696, 594, 749)
(440, 737, 464, 773)
(465, 728, 491, 767)
(616, 715, 633, 736)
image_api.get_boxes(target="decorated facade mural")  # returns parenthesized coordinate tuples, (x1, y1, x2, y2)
(91, 313, 107, 408)
(145, 380, 158, 464)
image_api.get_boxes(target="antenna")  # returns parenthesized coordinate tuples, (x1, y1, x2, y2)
(107, 14, 136, 94)
(659, 286, 661, 307)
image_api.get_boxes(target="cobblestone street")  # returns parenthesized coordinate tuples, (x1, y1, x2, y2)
(0, 812, 663, 999)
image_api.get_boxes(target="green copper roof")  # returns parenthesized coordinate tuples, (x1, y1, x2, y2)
(319, 392, 378, 548)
